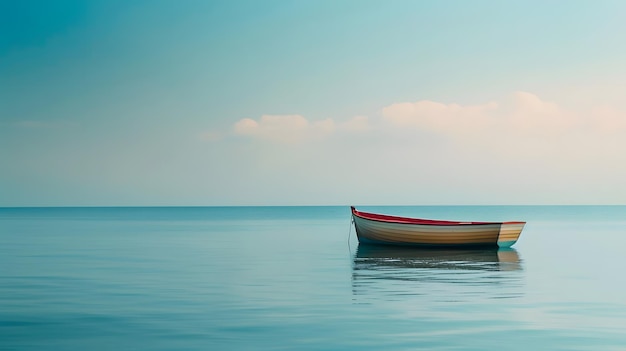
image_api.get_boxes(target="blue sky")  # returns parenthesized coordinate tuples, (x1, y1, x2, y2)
(2, 0, 626, 206)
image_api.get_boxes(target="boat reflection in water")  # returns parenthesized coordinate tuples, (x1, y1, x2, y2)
(352, 244, 524, 302)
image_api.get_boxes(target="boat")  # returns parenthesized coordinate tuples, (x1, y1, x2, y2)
(351, 206, 525, 248)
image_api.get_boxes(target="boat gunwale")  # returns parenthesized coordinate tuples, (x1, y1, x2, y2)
(351, 207, 526, 226)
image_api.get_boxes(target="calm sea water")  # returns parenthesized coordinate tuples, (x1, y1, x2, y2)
(2, 206, 626, 350)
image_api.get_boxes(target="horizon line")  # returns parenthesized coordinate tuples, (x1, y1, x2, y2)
(2, 204, 626, 209)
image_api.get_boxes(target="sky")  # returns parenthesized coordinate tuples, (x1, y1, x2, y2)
(2, 0, 626, 206)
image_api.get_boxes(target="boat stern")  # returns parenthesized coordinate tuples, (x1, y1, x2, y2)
(497, 222, 525, 248)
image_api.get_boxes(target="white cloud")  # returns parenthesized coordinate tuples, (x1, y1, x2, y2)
(222, 92, 626, 204)
(588, 105, 626, 133)
(382, 100, 498, 133)
(230, 92, 626, 146)
(505, 91, 575, 134)
(340, 115, 371, 132)
(233, 114, 335, 143)
(380, 91, 586, 139)
(378, 91, 626, 165)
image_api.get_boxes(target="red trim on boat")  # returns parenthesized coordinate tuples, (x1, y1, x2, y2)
(351, 207, 525, 226)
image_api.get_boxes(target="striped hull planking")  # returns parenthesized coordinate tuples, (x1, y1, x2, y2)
(351, 207, 525, 248)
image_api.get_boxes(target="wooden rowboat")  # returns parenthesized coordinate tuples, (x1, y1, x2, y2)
(351, 206, 525, 248)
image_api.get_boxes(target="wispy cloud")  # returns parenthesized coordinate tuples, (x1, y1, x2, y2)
(341, 115, 371, 132)
(225, 91, 626, 182)
(233, 114, 335, 143)
(380, 91, 583, 139)
(14, 120, 51, 128)
(198, 131, 223, 142)
(382, 99, 498, 133)
(11, 120, 77, 129)
(230, 91, 626, 145)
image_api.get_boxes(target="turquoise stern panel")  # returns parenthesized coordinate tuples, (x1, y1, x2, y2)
(497, 240, 517, 248)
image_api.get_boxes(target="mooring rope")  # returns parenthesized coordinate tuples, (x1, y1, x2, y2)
(347, 215, 354, 251)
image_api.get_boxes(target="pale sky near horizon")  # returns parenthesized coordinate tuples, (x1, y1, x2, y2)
(2, 0, 626, 206)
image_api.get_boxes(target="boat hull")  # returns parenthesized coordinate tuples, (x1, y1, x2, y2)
(352, 209, 524, 248)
